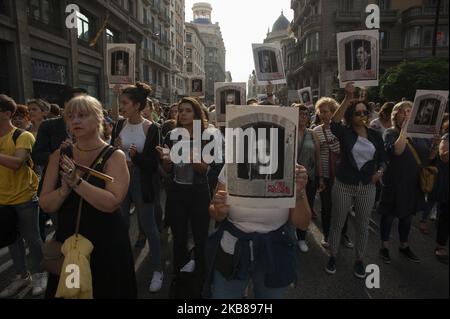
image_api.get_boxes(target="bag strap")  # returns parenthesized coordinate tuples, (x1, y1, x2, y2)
(12, 129, 24, 145)
(74, 146, 113, 235)
(406, 139, 423, 167)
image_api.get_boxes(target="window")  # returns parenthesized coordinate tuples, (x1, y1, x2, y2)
(186, 48, 192, 58)
(380, 31, 389, 49)
(128, 0, 134, 15)
(77, 10, 92, 43)
(340, 0, 354, 11)
(378, 0, 390, 10)
(186, 33, 192, 43)
(0, 0, 10, 16)
(405, 26, 421, 48)
(187, 62, 193, 73)
(27, 0, 61, 31)
(143, 65, 150, 82)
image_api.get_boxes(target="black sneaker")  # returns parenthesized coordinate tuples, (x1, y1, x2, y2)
(325, 257, 336, 275)
(399, 247, 420, 263)
(353, 260, 366, 279)
(379, 248, 391, 264)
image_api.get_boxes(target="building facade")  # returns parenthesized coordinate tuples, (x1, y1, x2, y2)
(184, 22, 205, 81)
(169, 0, 186, 102)
(0, 0, 145, 105)
(287, 0, 449, 99)
(191, 2, 226, 105)
(141, 0, 171, 103)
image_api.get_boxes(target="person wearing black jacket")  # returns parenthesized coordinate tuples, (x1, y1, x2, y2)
(325, 83, 387, 279)
(111, 82, 163, 293)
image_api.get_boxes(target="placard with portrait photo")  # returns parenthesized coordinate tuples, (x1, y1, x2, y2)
(189, 77, 205, 97)
(215, 82, 246, 124)
(337, 30, 379, 88)
(407, 90, 448, 138)
(252, 43, 287, 85)
(298, 87, 313, 108)
(107, 44, 136, 88)
(225, 106, 299, 208)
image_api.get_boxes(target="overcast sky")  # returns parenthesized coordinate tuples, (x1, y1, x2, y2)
(184, 0, 293, 84)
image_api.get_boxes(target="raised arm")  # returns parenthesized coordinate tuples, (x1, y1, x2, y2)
(290, 165, 312, 230)
(111, 85, 121, 122)
(332, 82, 355, 123)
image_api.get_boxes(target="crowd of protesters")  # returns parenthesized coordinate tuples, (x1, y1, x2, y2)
(0, 80, 448, 299)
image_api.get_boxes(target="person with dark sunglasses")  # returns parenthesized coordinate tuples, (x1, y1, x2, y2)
(324, 83, 387, 279)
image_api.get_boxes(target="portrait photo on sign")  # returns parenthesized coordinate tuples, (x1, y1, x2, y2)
(337, 30, 379, 88)
(107, 43, 135, 87)
(407, 90, 449, 138)
(214, 82, 246, 124)
(225, 106, 299, 208)
(252, 43, 286, 85)
(190, 77, 204, 96)
(298, 87, 313, 107)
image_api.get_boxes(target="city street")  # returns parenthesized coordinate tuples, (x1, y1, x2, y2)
(1, 195, 447, 300)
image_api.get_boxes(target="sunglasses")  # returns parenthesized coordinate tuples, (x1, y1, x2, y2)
(354, 110, 370, 117)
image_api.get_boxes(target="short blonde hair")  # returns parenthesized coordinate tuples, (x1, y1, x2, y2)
(315, 97, 339, 114)
(391, 101, 413, 128)
(64, 95, 104, 136)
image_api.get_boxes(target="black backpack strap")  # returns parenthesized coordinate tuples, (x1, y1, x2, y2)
(110, 119, 126, 146)
(12, 129, 24, 145)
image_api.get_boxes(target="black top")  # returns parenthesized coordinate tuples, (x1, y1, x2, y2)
(378, 129, 431, 218)
(32, 117, 69, 167)
(331, 121, 387, 185)
(49, 146, 137, 299)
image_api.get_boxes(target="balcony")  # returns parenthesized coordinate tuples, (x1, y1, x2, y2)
(301, 14, 321, 31)
(334, 10, 362, 23)
(402, 6, 449, 23)
(380, 10, 398, 23)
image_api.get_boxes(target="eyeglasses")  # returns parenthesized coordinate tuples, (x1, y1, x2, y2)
(354, 110, 370, 117)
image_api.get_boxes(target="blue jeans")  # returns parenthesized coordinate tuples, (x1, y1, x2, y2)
(6, 199, 43, 276)
(211, 270, 288, 299)
(121, 166, 162, 270)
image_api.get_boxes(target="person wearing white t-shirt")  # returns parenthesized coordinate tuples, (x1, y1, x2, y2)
(207, 164, 311, 299)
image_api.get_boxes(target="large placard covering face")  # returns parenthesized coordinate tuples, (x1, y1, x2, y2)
(225, 106, 299, 208)
(337, 30, 379, 88)
(107, 44, 136, 88)
(252, 43, 287, 85)
(215, 82, 247, 124)
(407, 90, 449, 138)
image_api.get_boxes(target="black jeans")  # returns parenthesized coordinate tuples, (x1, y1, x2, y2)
(296, 180, 316, 240)
(166, 183, 211, 275)
(436, 202, 449, 247)
(320, 178, 349, 241)
(380, 214, 413, 243)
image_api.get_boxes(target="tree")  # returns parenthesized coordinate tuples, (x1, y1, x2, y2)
(379, 58, 449, 102)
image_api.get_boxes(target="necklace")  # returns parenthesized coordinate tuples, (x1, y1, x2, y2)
(75, 143, 105, 153)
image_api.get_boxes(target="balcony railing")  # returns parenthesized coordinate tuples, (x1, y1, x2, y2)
(335, 10, 362, 23)
(402, 6, 449, 22)
(301, 14, 321, 29)
(380, 10, 398, 22)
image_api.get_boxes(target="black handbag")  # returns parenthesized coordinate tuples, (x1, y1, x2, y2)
(0, 206, 19, 249)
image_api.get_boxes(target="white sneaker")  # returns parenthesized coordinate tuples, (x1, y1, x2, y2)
(298, 240, 309, 253)
(31, 273, 48, 296)
(180, 259, 196, 273)
(0, 274, 32, 298)
(149, 271, 163, 293)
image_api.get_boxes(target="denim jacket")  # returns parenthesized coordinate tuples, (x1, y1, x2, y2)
(203, 219, 297, 298)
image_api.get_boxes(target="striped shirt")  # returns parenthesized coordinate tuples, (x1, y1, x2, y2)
(313, 125, 340, 179)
